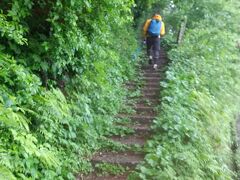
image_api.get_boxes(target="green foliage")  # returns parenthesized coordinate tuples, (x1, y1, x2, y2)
(0, 165, 16, 180)
(0, 54, 62, 179)
(133, 0, 240, 179)
(0, 0, 141, 179)
(0, 13, 27, 45)
(95, 163, 127, 176)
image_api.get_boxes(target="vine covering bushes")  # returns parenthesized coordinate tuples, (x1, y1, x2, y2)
(0, 0, 140, 179)
(132, 0, 240, 179)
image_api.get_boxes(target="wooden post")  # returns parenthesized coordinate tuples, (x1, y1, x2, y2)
(177, 16, 188, 44)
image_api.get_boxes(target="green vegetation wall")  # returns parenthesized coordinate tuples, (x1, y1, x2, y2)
(0, 0, 140, 179)
(131, 0, 240, 179)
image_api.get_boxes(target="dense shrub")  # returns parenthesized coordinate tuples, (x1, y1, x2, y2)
(0, 0, 140, 179)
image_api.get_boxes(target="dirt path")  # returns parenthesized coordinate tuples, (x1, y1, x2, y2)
(78, 50, 167, 180)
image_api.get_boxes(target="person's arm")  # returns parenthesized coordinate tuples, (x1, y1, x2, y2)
(160, 21, 165, 36)
(143, 19, 151, 38)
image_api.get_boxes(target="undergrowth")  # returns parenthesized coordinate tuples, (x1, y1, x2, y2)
(0, 0, 142, 179)
(95, 163, 127, 176)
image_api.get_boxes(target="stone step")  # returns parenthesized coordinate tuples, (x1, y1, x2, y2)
(141, 58, 166, 63)
(131, 123, 151, 134)
(143, 69, 163, 73)
(115, 121, 151, 134)
(143, 83, 159, 88)
(145, 80, 159, 85)
(141, 93, 159, 99)
(137, 99, 160, 106)
(128, 115, 155, 123)
(142, 77, 161, 83)
(134, 104, 155, 111)
(142, 86, 160, 91)
(141, 67, 160, 71)
(92, 152, 144, 168)
(141, 63, 165, 70)
(142, 91, 158, 96)
(111, 134, 147, 147)
(143, 73, 160, 78)
(127, 92, 159, 100)
(127, 82, 160, 90)
(134, 105, 156, 116)
(142, 88, 160, 94)
(117, 114, 155, 123)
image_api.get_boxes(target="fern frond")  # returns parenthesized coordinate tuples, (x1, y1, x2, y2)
(0, 165, 16, 180)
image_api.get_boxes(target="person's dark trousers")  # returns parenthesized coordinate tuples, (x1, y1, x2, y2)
(146, 36, 161, 65)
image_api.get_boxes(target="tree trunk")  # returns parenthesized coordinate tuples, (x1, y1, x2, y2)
(177, 16, 188, 44)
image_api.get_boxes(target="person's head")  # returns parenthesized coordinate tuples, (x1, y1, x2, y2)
(152, 13, 162, 21)
(152, 13, 160, 17)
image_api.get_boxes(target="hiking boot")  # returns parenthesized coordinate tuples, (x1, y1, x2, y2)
(153, 64, 158, 70)
(149, 56, 153, 64)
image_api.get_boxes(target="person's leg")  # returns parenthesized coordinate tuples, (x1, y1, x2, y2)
(152, 37, 160, 69)
(146, 37, 153, 64)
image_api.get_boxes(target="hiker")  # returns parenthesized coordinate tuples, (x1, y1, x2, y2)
(143, 13, 165, 70)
